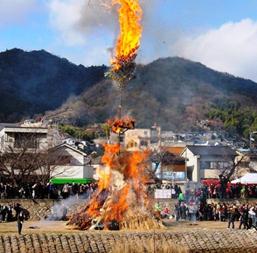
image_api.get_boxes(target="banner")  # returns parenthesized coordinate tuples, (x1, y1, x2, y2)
(154, 189, 172, 199)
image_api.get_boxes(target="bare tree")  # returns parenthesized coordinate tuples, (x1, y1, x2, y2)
(0, 135, 68, 185)
(217, 154, 246, 198)
(219, 154, 246, 180)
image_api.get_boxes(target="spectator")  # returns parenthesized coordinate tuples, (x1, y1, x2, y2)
(17, 210, 25, 235)
(32, 183, 37, 199)
(227, 206, 237, 229)
(239, 205, 248, 229)
(62, 184, 70, 199)
(0, 181, 98, 200)
(178, 192, 184, 204)
(248, 207, 256, 228)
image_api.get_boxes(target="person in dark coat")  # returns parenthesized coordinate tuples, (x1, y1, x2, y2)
(228, 206, 236, 229)
(17, 210, 25, 235)
(239, 206, 249, 229)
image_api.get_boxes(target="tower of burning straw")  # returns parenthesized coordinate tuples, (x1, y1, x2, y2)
(69, 0, 162, 230)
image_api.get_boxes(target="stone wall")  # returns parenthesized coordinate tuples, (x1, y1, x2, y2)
(0, 199, 54, 220)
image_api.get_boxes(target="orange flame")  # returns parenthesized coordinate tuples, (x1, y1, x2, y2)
(107, 116, 135, 134)
(123, 150, 150, 203)
(111, 0, 143, 71)
(69, 143, 151, 229)
(103, 184, 130, 222)
(93, 145, 149, 222)
(97, 144, 120, 191)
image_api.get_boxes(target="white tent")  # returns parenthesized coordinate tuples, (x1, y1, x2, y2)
(231, 173, 257, 184)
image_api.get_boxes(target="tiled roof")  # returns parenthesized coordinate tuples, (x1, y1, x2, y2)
(187, 145, 236, 156)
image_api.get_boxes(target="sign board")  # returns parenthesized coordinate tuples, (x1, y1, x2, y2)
(154, 189, 172, 199)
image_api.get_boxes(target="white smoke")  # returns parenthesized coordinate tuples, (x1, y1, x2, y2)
(48, 0, 115, 46)
(48, 1, 257, 81)
(47, 0, 166, 65)
(32, 194, 90, 231)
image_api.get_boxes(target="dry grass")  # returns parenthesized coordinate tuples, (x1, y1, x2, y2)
(110, 238, 189, 253)
(0, 229, 256, 252)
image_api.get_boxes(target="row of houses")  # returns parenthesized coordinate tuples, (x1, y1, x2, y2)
(0, 123, 256, 185)
(124, 128, 257, 184)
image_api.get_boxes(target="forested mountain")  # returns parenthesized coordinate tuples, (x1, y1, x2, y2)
(0, 49, 256, 137)
(47, 57, 257, 136)
(0, 48, 106, 121)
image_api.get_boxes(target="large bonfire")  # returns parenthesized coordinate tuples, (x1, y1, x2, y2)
(69, 0, 161, 230)
(69, 144, 161, 230)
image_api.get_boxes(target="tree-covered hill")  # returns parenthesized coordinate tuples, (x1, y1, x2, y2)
(47, 57, 257, 135)
(0, 49, 256, 137)
(0, 48, 106, 121)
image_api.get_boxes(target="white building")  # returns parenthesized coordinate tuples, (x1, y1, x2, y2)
(181, 145, 236, 182)
(0, 124, 48, 152)
(124, 129, 151, 151)
(50, 143, 94, 179)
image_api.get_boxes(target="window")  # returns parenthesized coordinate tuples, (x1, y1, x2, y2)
(140, 140, 148, 147)
(210, 162, 218, 169)
(217, 161, 231, 169)
(200, 161, 211, 170)
(14, 133, 38, 149)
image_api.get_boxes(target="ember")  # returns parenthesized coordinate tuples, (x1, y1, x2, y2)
(107, 116, 135, 135)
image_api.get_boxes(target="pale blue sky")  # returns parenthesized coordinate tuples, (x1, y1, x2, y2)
(1, 0, 257, 80)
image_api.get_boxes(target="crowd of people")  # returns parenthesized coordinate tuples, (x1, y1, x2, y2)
(0, 182, 98, 200)
(2, 180, 257, 232)
(0, 203, 29, 223)
(197, 202, 257, 229)
(150, 181, 257, 201)
(153, 183, 257, 231)
(156, 199, 257, 230)
(202, 183, 257, 199)
(2, 180, 257, 201)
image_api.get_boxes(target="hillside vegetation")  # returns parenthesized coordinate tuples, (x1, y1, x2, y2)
(208, 100, 257, 138)
(0, 49, 256, 137)
(0, 48, 106, 121)
(47, 57, 257, 135)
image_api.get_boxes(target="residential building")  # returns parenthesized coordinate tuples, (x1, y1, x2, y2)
(181, 145, 237, 182)
(152, 146, 187, 184)
(0, 124, 48, 152)
(50, 143, 94, 179)
(124, 129, 151, 151)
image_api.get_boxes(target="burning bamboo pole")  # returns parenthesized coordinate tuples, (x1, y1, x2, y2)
(68, 0, 164, 231)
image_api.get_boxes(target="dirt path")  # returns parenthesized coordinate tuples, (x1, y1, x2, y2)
(0, 220, 237, 234)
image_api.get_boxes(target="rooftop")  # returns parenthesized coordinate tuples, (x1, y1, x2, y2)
(186, 145, 236, 156)
(0, 123, 48, 133)
(0, 123, 19, 131)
